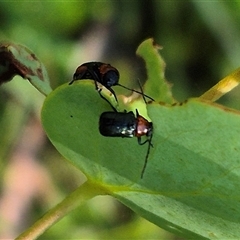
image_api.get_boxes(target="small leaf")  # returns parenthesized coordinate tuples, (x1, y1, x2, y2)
(0, 42, 52, 96)
(136, 38, 175, 104)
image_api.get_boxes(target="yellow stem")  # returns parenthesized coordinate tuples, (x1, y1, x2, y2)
(199, 67, 240, 102)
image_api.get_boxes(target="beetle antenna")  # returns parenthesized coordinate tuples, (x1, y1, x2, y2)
(140, 131, 153, 178)
(136, 108, 139, 117)
(137, 78, 147, 104)
(117, 83, 154, 101)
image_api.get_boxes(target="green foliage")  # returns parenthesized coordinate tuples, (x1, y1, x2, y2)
(1, 2, 240, 240)
(40, 39, 240, 239)
(136, 39, 175, 104)
(1, 37, 240, 239)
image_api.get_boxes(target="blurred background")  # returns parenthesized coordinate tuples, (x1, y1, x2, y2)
(0, 1, 240, 239)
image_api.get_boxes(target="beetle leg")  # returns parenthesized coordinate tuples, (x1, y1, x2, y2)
(69, 71, 85, 85)
(138, 137, 148, 145)
(137, 137, 153, 147)
(97, 88, 117, 112)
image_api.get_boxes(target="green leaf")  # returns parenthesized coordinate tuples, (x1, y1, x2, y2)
(0, 42, 52, 96)
(136, 38, 175, 104)
(41, 80, 240, 239)
(41, 81, 149, 182)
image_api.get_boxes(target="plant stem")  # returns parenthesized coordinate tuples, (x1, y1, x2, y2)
(199, 67, 240, 102)
(16, 180, 106, 240)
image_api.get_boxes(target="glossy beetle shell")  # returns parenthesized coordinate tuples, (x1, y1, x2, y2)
(99, 111, 136, 138)
(98, 110, 153, 178)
